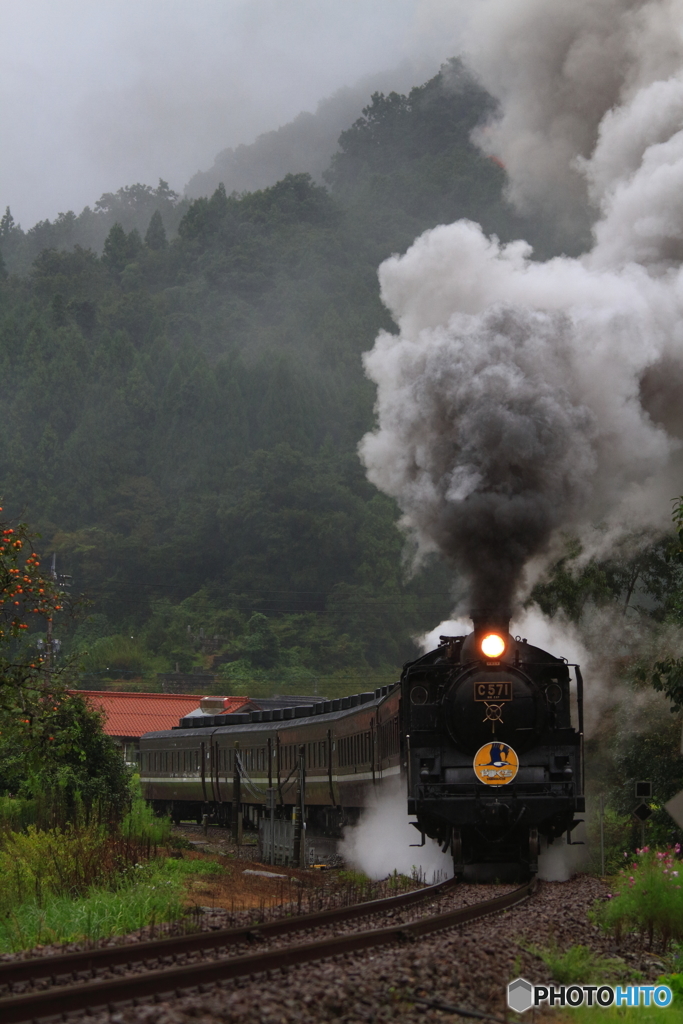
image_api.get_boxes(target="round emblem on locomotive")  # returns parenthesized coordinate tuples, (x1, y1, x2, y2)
(473, 742, 519, 786)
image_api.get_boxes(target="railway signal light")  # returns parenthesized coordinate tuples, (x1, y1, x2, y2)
(632, 802, 653, 822)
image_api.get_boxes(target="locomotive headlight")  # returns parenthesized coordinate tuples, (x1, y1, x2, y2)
(481, 632, 506, 658)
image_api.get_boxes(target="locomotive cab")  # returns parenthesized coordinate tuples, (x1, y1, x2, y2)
(402, 611, 583, 880)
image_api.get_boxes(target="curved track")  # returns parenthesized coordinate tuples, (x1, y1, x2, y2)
(0, 877, 536, 1023)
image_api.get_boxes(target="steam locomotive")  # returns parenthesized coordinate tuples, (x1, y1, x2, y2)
(140, 612, 584, 877)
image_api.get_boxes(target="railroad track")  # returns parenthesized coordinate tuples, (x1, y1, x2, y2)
(0, 876, 536, 1023)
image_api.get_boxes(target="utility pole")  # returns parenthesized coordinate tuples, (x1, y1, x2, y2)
(232, 743, 242, 848)
(267, 737, 274, 865)
(293, 744, 306, 868)
(39, 554, 69, 681)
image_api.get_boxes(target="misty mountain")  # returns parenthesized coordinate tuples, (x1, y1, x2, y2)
(184, 60, 440, 200)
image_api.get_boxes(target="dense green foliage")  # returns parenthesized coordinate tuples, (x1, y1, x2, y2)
(0, 61, 519, 689)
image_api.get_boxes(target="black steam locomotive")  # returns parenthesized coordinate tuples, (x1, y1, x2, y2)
(402, 612, 584, 877)
(140, 613, 584, 876)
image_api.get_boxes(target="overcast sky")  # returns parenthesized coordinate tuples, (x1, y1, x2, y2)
(2, 0, 466, 227)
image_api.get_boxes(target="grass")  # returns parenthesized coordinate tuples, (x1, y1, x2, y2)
(0, 856, 225, 952)
(523, 941, 639, 986)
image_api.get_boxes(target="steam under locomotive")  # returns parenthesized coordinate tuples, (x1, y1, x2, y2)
(140, 612, 584, 877)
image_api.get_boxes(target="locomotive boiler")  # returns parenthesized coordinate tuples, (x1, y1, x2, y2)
(140, 611, 584, 877)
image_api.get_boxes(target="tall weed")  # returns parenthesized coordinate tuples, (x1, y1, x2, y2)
(121, 777, 170, 847)
(0, 794, 36, 832)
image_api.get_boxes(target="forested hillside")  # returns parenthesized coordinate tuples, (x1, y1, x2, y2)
(0, 61, 541, 694)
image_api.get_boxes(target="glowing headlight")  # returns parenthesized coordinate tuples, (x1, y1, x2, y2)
(481, 632, 506, 658)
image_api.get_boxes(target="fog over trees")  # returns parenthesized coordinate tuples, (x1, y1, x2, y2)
(0, 62, 518, 690)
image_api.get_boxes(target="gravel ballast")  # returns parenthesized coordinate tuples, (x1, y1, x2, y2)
(77, 876, 667, 1024)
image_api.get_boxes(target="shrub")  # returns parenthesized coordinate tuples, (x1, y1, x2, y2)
(0, 778, 171, 914)
(0, 824, 118, 913)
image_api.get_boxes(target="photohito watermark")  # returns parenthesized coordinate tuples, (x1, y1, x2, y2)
(507, 978, 673, 1013)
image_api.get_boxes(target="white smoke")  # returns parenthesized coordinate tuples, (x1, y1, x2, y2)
(338, 778, 453, 881)
(359, 1, 683, 613)
(421, 607, 588, 667)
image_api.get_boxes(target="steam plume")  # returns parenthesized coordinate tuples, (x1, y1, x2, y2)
(338, 778, 452, 880)
(464, 0, 683, 245)
(360, 0, 683, 611)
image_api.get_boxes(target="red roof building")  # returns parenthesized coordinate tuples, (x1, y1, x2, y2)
(71, 691, 252, 762)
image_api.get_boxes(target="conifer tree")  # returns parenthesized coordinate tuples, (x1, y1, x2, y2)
(144, 210, 167, 250)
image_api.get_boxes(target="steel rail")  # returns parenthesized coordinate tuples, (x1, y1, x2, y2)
(0, 878, 536, 1024)
(0, 875, 456, 987)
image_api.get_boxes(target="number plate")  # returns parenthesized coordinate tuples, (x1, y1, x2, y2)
(474, 680, 513, 702)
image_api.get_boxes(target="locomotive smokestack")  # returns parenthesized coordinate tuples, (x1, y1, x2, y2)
(469, 608, 511, 636)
